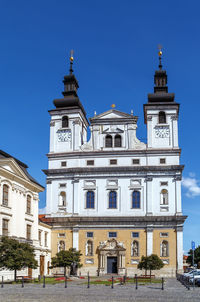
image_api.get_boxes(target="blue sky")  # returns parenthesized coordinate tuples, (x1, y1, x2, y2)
(0, 0, 199, 253)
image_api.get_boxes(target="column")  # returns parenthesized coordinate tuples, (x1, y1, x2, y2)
(176, 226, 183, 272)
(72, 228, 79, 250)
(146, 227, 153, 256)
(147, 116, 153, 148)
(49, 121, 55, 152)
(174, 176, 182, 215)
(72, 179, 79, 215)
(146, 177, 153, 215)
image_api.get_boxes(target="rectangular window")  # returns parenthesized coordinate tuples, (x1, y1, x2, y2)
(26, 225, 31, 240)
(58, 233, 66, 238)
(59, 183, 66, 188)
(3, 185, 8, 206)
(110, 159, 117, 165)
(61, 161, 67, 167)
(2, 219, 8, 236)
(160, 232, 169, 238)
(108, 232, 117, 238)
(86, 191, 95, 209)
(160, 158, 166, 164)
(87, 160, 94, 166)
(87, 232, 93, 238)
(38, 230, 42, 245)
(132, 159, 140, 165)
(45, 232, 48, 246)
(160, 182, 168, 186)
(26, 196, 31, 214)
(132, 232, 139, 238)
(109, 191, 117, 209)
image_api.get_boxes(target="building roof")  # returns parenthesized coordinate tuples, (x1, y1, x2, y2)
(0, 150, 44, 188)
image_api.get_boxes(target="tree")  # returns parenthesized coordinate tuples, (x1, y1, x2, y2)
(138, 254, 164, 277)
(0, 237, 38, 282)
(187, 246, 200, 267)
(51, 248, 82, 276)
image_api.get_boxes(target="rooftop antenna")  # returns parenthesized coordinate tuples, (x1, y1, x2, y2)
(69, 49, 74, 74)
(158, 44, 163, 70)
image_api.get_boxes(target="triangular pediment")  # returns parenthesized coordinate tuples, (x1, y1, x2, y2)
(0, 158, 30, 181)
(91, 109, 135, 120)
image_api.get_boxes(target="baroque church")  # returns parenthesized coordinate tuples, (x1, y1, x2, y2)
(41, 51, 187, 277)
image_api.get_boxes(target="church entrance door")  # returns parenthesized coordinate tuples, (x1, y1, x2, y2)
(107, 257, 117, 274)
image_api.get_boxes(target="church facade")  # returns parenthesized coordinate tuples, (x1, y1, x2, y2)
(43, 53, 186, 277)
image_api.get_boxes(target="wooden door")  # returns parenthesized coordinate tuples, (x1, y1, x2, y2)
(40, 255, 45, 276)
(28, 268, 32, 278)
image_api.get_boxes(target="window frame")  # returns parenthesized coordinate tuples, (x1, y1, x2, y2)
(62, 116, 69, 128)
(86, 191, 95, 209)
(2, 184, 9, 207)
(158, 111, 166, 124)
(108, 232, 117, 238)
(114, 134, 122, 147)
(2, 218, 9, 236)
(105, 135, 113, 148)
(26, 224, 31, 240)
(132, 191, 141, 209)
(108, 190, 117, 209)
(26, 195, 31, 214)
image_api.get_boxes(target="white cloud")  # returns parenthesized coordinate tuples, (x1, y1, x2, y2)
(182, 176, 200, 197)
(39, 207, 46, 214)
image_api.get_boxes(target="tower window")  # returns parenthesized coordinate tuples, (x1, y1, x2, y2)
(108, 232, 117, 238)
(158, 111, 166, 124)
(86, 191, 95, 209)
(105, 135, 112, 148)
(87, 160, 94, 166)
(114, 135, 122, 147)
(62, 116, 68, 128)
(132, 159, 140, 165)
(109, 191, 117, 209)
(61, 161, 67, 167)
(160, 158, 166, 164)
(132, 191, 140, 209)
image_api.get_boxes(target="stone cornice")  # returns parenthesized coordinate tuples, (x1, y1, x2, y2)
(47, 148, 181, 159)
(43, 165, 184, 177)
(42, 215, 187, 228)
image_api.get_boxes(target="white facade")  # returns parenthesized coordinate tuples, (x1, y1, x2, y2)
(0, 152, 51, 280)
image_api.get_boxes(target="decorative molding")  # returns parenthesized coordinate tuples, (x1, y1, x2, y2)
(50, 121, 55, 126)
(147, 116, 152, 121)
(46, 180, 52, 184)
(176, 226, 183, 232)
(173, 176, 182, 181)
(146, 227, 153, 232)
(145, 177, 153, 182)
(0, 211, 12, 217)
(171, 115, 178, 121)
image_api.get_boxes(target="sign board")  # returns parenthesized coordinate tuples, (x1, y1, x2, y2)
(192, 241, 195, 251)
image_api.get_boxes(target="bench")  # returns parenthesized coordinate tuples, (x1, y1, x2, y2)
(139, 275, 155, 279)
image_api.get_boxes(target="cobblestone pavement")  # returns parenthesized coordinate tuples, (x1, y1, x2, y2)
(0, 278, 200, 302)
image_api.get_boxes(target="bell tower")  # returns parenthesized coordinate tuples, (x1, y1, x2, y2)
(49, 51, 88, 153)
(144, 48, 180, 150)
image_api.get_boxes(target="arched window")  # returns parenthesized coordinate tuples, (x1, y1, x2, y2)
(86, 240, 93, 256)
(62, 116, 68, 128)
(132, 191, 140, 209)
(58, 240, 65, 252)
(114, 135, 122, 147)
(59, 192, 66, 207)
(105, 135, 112, 148)
(109, 191, 117, 209)
(131, 240, 139, 257)
(26, 195, 31, 214)
(2, 184, 9, 206)
(159, 111, 166, 124)
(161, 240, 168, 257)
(160, 189, 168, 205)
(86, 191, 95, 209)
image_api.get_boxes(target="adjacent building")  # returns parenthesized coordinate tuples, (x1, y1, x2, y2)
(43, 53, 187, 277)
(0, 150, 51, 280)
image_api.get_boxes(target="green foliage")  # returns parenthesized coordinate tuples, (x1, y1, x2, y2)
(0, 237, 37, 280)
(138, 254, 164, 271)
(187, 246, 200, 267)
(51, 248, 82, 269)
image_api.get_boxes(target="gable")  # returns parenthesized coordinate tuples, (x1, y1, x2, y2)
(0, 158, 31, 181)
(93, 109, 134, 120)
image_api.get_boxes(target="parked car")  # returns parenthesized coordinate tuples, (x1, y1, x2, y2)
(188, 271, 200, 284)
(183, 269, 200, 277)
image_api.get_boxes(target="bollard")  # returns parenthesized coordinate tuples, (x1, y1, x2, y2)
(22, 276, 24, 288)
(43, 276, 45, 288)
(1, 276, 3, 288)
(87, 273, 90, 288)
(120, 278, 122, 286)
(123, 275, 126, 285)
(135, 274, 138, 290)
(111, 276, 114, 289)
(65, 276, 67, 288)
(161, 277, 164, 290)
(38, 275, 41, 282)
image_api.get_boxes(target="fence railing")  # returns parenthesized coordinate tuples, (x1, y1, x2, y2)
(177, 273, 190, 290)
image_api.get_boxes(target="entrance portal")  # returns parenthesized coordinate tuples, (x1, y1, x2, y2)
(107, 257, 118, 274)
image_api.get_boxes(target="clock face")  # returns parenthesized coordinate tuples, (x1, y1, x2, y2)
(57, 129, 71, 142)
(155, 126, 169, 138)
